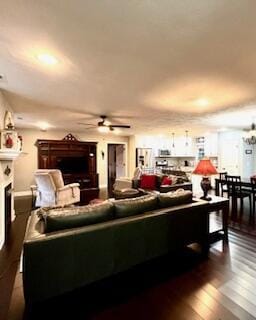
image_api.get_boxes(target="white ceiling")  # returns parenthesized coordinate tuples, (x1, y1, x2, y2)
(1, 0, 256, 135)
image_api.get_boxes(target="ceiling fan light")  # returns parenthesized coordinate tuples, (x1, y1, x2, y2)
(113, 128, 121, 135)
(104, 120, 111, 126)
(98, 126, 109, 133)
(243, 122, 256, 144)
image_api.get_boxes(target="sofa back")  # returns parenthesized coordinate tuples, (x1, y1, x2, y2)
(23, 197, 208, 304)
(37, 192, 192, 233)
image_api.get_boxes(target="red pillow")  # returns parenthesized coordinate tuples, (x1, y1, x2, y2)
(161, 176, 172, 186)
(140, 174, 157, 190)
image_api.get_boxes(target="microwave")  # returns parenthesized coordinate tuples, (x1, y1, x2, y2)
(159, 149, 171, 156)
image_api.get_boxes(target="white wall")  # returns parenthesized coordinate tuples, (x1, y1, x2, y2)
(218, 130, 256, 178)
(14, 129, 129, 192)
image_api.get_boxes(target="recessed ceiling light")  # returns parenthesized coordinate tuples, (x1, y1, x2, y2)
(37, 53, 58, 65)
(196, 98, 210, 107)
(37, 121, 51, 131)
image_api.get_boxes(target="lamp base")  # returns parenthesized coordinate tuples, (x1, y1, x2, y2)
(200, 195, 212, 201)
(200, 177, 212, 201)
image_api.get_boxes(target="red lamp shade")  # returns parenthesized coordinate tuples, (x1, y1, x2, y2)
(193, 158, 217, 176)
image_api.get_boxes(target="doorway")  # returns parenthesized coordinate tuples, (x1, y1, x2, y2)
(107, 144, 126, 193)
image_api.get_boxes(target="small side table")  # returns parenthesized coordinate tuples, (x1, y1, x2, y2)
(207, 195, 229, 243)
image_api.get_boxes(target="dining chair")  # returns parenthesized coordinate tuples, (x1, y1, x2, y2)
(219, 171, 228, 197)
(251, 177, 256, 220)
(226, 175, 252, 218)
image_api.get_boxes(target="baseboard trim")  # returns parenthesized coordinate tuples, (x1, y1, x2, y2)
(14, 190, 31, 197)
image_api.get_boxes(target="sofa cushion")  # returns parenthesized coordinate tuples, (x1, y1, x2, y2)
(140, 174, 157, 190)
(167, 175, 178, 185)
(113, 194, 158, 218)
(161, 176, 172, 186)
(158, 189, 193, 208)
(39, 202, 115, 233)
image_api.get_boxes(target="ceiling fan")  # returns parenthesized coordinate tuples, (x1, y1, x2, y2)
(78, 115, 131, 133)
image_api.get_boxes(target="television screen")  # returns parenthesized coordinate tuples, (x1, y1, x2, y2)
(56, 157, 87, 174)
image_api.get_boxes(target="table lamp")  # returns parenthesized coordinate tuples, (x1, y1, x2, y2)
(193, 157, 218, 201)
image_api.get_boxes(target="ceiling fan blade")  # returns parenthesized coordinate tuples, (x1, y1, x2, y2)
(110, 125, 131, 128)
(77, 122, 97, 127)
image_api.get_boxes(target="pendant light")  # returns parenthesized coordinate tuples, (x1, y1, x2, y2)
(172, 132, 175, 148)
(185, 130, 189, 147)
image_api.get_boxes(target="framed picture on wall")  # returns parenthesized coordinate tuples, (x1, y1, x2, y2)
(1, 130, 18, 150)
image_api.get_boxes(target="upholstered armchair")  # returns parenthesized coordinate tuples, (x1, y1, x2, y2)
(34, 169, 80, 207)
(113, 167, 142, 190)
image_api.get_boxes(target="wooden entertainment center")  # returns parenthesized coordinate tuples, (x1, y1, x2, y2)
(36, 134, 99, 204)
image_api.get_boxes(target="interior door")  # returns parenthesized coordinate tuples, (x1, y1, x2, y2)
(219, 133, 240, 175)
(116, 145, 125, 178)
(108, 144, 126, 192)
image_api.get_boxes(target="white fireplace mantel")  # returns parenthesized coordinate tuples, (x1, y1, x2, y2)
(0, 149, 21, 161)
(0, 149, 21, 249)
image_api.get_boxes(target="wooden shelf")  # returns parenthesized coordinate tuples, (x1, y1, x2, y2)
(0, 149, 21, 160)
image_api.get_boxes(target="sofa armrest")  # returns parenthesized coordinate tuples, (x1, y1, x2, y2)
(132, 179, 140, 189)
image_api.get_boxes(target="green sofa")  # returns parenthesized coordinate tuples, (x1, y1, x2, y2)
(23, 193, 209, 305)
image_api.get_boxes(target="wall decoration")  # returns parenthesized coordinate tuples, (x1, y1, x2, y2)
(4, 165, 11, 176)
(62, 133, 77, 141)
(1, 130, 18, 150)
(18, 135, 23, 151)
(4, 111, 15, 130)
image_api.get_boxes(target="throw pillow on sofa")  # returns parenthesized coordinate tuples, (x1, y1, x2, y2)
(167, 175, 178, 185)
(112, 194, 158, 218)
(161, 176, 172, 186)
(140, 174, 157, 189)
(38, 202, 115, 233)
(158, 189, 193, 208)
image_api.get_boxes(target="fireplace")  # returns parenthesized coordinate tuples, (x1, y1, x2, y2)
(0, 154, 20, 248)
(4, 183, 12, 241)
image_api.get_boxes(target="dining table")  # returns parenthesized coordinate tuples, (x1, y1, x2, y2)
(215, 177, 253, 220)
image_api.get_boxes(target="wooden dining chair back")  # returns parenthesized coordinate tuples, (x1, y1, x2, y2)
(219, 172, 227, 197)
(226, 175, 252, 219)
(251, 177, 256, 217)
(226, 175, 241, 197)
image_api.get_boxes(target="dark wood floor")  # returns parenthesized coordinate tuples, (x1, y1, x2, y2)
(2, 195, 256, 320)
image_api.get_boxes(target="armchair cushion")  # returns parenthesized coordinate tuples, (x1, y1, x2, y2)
(49, 170, 64, 189)
(34, 173, 56, 192)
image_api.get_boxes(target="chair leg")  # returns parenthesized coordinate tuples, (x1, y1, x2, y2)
(249, 195, 252, 223)
(240, 197, 244, 219)
(253, 196, 256, 219)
